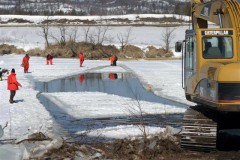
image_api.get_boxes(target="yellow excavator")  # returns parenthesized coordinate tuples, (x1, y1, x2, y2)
(175, 0, 240, 151)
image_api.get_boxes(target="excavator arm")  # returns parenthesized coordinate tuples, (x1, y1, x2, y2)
(191, 0, 240, 33)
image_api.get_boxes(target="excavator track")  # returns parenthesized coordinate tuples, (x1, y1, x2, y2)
(181, 106, 217, 152)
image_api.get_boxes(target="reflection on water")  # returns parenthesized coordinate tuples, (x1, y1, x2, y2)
(35, 72, 186, 107)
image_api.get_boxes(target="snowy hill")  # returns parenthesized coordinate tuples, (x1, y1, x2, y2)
(0, 0, 190, 15)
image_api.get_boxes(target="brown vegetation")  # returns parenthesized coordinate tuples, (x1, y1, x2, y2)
(40, 134, 183, 159)
(0, 43, 174, 59)
(40, 134, 240, 160)
(8, 18, 33, 23)
(0, 44, 25, 55)
(123, 45, 144, 58)
(145, 46, 174, 58)
(136, 17, 187, 24)
(26, 42, 120, 59)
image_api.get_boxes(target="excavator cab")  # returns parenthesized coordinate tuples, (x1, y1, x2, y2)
(176, 28, 239, 110)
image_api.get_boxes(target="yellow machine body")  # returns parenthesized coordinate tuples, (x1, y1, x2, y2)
(183, 0, 240, 111)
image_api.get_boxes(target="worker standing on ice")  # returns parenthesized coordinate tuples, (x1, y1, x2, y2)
(46, 54, 53, 65)
(7, 68, 22, 104)
(78, 51, 84, 67)
(110, 55, 114, 66)
(113, 55, 118, 66)
(22, 54, 30, 73)
(110, 55, 118, 66)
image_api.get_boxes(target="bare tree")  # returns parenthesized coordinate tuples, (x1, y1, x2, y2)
(48, 25, 80, 56)
(49, 24, 67, 47)
(38, 16, 51, 48)
(67, 26, 79, 42)
(161, 27, 176, 53)
(87, 25, 112, 58)
(59, 26, 67, 46)
(88, 25, 111, 46)
(66, 26, 80, 57)
(117, 27, 132, 54)
(82, 26, 91, 43)
(96, 25, 110, 45)
(127, 99, 148, 138)
(123, 80, 149, 139)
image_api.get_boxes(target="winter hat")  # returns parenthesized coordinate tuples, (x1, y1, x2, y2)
(11, 68, 15, 73)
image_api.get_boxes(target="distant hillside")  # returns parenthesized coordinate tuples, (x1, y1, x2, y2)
(0, 0, 190, 16)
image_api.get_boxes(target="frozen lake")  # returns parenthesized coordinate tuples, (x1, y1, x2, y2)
(35, 72, 185, 142)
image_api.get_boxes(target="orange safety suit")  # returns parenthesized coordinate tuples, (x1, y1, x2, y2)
(110, 55, 115, 66)
(78, 52, 84, 67)
(22, 55, 30, 73)
(7, 73, 21, 91)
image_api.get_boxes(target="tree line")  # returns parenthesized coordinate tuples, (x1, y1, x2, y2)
(36, 19, 176, 59)
(0, 0, 190, 16)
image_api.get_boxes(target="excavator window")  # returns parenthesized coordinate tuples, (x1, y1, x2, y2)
(202, 36, 233, 59)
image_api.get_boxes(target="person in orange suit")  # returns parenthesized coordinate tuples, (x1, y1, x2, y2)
(110, 55, 115, 66)
(7, 68, 22, 104)
(22, 54, 30, 73)
(78, 51, 84, 67)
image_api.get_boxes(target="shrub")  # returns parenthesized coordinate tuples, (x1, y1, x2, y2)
(145, 46, 159, 58)
(124, 45, 143, 58)
(27, 48, 44, 56)
(0, 42, 174, 59)
(145, 46, 174, 58)
(8, 18, 33, 23)
(0, 44, 25, 55)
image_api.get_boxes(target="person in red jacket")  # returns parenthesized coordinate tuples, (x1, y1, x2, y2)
(78, 51, 84, 67)
(22, 54, 30, 73)
(7, 68, 22, 104)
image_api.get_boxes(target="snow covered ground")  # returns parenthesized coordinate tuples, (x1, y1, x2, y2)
(0, 15, 194, 158)
(0, 52, 197, 159)
(0, 54, 193, 142)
